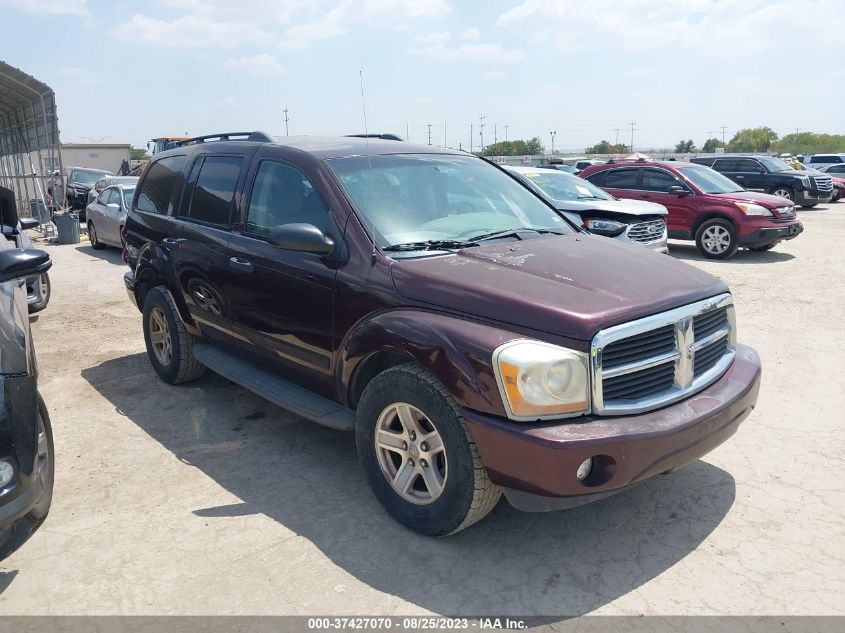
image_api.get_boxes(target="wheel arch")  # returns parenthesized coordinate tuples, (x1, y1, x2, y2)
(133, 242, 194, 328)
(691, 211, 738, 236)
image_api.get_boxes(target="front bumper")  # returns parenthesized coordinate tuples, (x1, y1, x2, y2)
(463, 344, 761, 512)
(795, 189, 833, 206)
(739, 222, 803, 248)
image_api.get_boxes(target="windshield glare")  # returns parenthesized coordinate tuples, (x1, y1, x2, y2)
(520, 170, 613, 201)
(678, 166, 746, 194)
(326, 154, 572, 250)
(71, 170, 109, 185)
(758, 157, 792, 172)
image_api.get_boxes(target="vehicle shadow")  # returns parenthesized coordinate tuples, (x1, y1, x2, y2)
(669, 243, 795, 264)
(73, 244, 124, 265)
(82, 353, 738, 618)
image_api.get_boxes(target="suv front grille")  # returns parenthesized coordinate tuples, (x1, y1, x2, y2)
(626, 218, 666, 243)
(591, 294, 736, 415)
(813, 176, 833, 192)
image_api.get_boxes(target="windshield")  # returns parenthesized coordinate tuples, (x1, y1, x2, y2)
(758, 157, 792, 172)
(677, 166, 746, 194)
(70, 169, 110, 185)
(326, 154, 572, 251)
(122, 188, 135, 208)
(519, 170, 613, 201)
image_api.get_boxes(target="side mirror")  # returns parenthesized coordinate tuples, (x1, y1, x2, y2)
(19, 217, 40, 230)
(0, 248, 51, 284)
(667, 185, 689, 195)
(268, 223, 335, 255)
(106, 203, 121, 211)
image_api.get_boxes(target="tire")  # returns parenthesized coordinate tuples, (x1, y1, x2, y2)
(28, 272, 51, 313)
(142, 286, 206, 384)
(88, 221, 106, 250)
(695, 218, 739, 259)
(771, 186, 794, 201)
(800, 204, 817, 209)
(355, 363, 501, 536)
(0, 394, 54, 560)
(748, 243, 776, 252)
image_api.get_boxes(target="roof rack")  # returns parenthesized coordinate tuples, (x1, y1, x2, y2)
(345, 133, 404, 141)
(170, 131, 274, 149)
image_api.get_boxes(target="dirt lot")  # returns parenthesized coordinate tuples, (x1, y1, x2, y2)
(0, 205, 843, 617)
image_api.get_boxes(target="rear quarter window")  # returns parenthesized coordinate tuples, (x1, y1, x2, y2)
(180, 155, 243, 226)
(136, 155, 186, 215)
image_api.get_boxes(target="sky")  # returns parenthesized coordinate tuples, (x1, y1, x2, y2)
(2, 0, 844, 153)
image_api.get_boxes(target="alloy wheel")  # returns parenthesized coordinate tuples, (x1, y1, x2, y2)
(701, 225, 732, 255)
(773, 188, 792, 199)
(149, 306, 173, 366)
(374, 402, 447, 505)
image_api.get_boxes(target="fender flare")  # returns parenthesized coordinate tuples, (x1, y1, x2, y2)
(339, 309, 519, 417)
(133, 241, 194, 327)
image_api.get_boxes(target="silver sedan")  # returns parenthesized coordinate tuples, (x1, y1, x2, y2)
(85, 184, 135, 249)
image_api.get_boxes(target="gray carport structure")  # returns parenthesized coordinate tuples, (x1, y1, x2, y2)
(0, 60, 62, 231)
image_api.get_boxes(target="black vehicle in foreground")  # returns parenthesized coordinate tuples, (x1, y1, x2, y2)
(690, 155, 833, 208)
(0, 186, 51, 312)
(65, 166, 113, 219)
(0, 237, 53, 559)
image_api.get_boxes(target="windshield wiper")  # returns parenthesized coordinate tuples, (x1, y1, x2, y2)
(383, 239, 480, 252)
(469, 228, 564, 242)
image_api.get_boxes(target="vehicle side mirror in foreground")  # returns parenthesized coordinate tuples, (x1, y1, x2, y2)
(268, 223, 335, 255)
(667, 185, 689, 195)
(0, 248, 51, 283)
(19, 217, 40, 230)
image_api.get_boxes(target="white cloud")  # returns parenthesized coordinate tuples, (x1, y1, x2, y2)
(4, 0, 87, 14)
(410, 31, 524, 63)
(460, 27, 481, 40)
(223, 53, 286, 77)
(117, 13, 269, 48)
(486, 69, 507, 80)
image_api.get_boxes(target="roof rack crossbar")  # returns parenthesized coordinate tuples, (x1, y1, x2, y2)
(180, 131, 274, 146)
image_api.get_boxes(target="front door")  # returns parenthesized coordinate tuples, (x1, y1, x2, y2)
(637, 167, 696, 233)
(225, 158, 338, 395)
(734, 158, 767, 192)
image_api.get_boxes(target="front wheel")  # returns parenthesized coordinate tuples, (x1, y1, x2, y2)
(355, 364, 501, 536)
(28, 272, 51, 313)
(142, 286, 206, 384)
(695, 218, 738, 259)
(771, 186, 794, 201)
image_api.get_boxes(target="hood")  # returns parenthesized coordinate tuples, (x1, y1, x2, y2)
(390, 234, 727, 342)
(713, 190, 795, 208)
(68, 181, 93, 191)
(787, 169, 823, 178)
(552, 197, 667, 217)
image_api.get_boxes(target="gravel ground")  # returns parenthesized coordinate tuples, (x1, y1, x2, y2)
(0, 205, 843, 617)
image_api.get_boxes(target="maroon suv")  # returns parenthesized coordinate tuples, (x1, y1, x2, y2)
(580, 159, 804, 259)
(124, 134, 761, 535)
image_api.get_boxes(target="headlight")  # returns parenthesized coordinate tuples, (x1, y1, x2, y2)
(583, 218, 626, 237)
(493, 340, 590, 420)
(800, 176, 811, 187)
(735, 202, 773, 217)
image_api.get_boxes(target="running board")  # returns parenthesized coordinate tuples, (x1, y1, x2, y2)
(192, 343, 354, 431)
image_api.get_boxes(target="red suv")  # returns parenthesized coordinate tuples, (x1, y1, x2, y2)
(579, 159, 804, 259)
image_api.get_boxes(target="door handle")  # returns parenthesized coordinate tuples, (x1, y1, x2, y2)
(640, 193, 653, 199)
(735, 175, 745, 179)
(161, 237, 184, 248)
(229, 257, 254, 273)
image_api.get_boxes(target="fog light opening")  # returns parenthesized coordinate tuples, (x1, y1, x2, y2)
(576, 457, 593, 481)
(0, 459, 14, 488)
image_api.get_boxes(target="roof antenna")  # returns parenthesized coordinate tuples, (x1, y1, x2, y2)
(359, 70, 377, 262)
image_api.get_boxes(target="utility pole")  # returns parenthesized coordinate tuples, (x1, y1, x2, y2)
(504, 124, 509, 142)
(629, 121, 637, 153)
(614, 128, 620, 145)
(721, 125, 728, 144)
(550, 131, 557, 155)
(427, 124, 432, 145)
(470, 123, 473, 153)
(494, 123, 498, 145)
(406, 122, 409, 142)
(444, 122, 447, 148)
(708, 130, 713, 139)
(479, 114, 486, 153)
(283, 106, 290, 136)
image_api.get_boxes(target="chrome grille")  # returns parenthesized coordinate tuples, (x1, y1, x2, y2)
(627, 218, 666, 243)
(813, 176, 833, 192)
(591, 294, 736, 415)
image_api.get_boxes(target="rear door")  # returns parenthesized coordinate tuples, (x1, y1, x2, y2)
(596, 167, 640, 199)
(169, 153, 248, 344)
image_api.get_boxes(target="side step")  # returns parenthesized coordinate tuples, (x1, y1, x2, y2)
(192, 343, 354, 431)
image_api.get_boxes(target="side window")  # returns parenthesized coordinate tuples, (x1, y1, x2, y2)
(183, 155, 243, 226)
(245, 160, 328, 237)
(584, 170, 606, 187)
(641, 169, 679, 192)
(97, 189, 111, 204)
(603, 168, 639, 189)
(810, 156, 830, 164)
(712, 159, 739, 172)
(737, 159, 762, 173)
(136, 155, 186, 215)
(829, 165, 845, 174)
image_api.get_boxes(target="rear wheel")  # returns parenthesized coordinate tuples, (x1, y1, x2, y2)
(142, 286, 206, 384)
(695, 218, 738, 259)
(88, 221, 105, 250)
(355, 364, 501, 536)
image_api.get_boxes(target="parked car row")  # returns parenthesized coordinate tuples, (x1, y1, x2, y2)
(120, 132, 762, 535)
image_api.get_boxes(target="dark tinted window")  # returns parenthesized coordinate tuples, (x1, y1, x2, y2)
(642, 169, 679, 192)
(245, 161, 327, 237)
(811, 155, 841, 163)
(603, 168, 638, 189)
(136, 155, 186, 215)
(584, 170, 606, 186)
(827, 165, 845, 174)
(712, 158, 740, 172)
(737, 159, 762, 172)
(184, 156, 243, 226)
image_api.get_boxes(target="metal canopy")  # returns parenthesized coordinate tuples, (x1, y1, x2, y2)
(0, 60, 62, 223)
